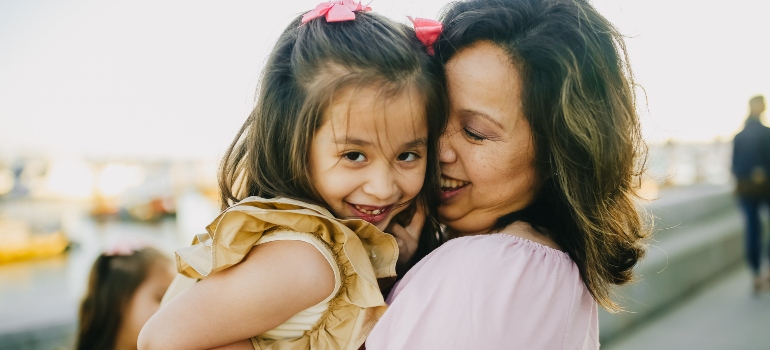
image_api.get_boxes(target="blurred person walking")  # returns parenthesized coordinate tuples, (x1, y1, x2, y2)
(732, 94, 770, 294)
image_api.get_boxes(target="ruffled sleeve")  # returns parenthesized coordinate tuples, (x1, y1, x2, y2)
(174, 196, 399, 350)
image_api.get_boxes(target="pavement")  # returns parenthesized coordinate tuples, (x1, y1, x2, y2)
(603, 265, 770, 350)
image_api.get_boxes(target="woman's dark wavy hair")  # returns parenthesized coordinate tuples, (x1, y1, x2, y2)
(436, 0, 649, 312)
(219, 11, 447, 271)
(76, 247, 169, 350)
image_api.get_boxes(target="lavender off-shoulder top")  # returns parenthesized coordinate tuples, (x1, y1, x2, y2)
(366, 233, 599, 350)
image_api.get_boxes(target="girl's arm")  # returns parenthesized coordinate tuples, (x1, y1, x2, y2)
(138, 240, 336, 350)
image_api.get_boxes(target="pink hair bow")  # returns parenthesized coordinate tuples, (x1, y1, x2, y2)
(302, 0, 372, 24)
(408, 17, 443, 55)
(104, 238, 147, 256)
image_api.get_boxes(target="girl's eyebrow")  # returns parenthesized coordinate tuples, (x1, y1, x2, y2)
(334, 137, 427, 148)
(335, 137, 371, 146)
(403, 137, 427, 148)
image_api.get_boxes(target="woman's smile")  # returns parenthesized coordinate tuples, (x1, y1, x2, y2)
(440, 175, 470, 201)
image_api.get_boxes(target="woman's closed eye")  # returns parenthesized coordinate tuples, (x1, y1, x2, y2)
(344, 152, 367, 162)
(463, 127, 487, 141)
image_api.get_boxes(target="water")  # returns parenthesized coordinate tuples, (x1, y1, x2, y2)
(0, 199, 189, 349)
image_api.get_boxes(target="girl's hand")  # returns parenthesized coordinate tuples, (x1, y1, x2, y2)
(387, 203, 425, 268)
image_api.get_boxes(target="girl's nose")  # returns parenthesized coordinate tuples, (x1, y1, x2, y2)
(362, 165, 399, 201)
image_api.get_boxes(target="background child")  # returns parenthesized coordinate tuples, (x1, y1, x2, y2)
(76, 244, 174, 350)
(138, 2, 445, 350)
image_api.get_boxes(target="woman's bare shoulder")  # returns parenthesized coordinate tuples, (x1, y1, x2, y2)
(495, 221, 562, 250)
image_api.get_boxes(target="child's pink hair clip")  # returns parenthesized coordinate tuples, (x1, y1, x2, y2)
(103, 238, 147, 256)
(408, 17, 443, 55)
(302, 0, 372, 24)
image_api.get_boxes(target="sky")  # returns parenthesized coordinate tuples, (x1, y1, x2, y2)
(2, 0, 770, 159)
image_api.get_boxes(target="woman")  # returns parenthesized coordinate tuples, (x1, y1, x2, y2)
(367, 0, 648, 348)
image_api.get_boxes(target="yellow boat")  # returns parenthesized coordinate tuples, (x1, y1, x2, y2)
(0, 219, 69, 264)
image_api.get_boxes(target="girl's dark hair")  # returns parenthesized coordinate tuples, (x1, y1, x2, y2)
(436, 0, 649, 312)
(76, 247, 169, 350)
(219, 11, 447, 266)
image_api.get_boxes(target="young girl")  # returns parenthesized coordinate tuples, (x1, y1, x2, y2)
(138, 2, 445, 350)
(76, 245, 174, 350)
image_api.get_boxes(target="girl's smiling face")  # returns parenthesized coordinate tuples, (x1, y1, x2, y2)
(309, 84, 428, 231)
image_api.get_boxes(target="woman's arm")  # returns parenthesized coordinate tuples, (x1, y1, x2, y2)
(138, 240, 335, 350)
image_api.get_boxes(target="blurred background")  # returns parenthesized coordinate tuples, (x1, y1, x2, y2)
(1, 0, 769, 349)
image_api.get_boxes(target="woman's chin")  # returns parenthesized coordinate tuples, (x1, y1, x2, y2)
(438, 209, 496, 237)
(437, 207, 459, 228)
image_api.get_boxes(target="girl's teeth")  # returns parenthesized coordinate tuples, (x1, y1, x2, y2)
(354, 205, 385, 215)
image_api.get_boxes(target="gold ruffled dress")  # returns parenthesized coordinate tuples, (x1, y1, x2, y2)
(161, 196, 398, 350)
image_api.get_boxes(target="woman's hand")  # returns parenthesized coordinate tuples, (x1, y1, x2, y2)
(387, 203, 425, 269)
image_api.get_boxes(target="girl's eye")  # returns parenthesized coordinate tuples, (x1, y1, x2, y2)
(344, 152, 366, 162)
(397, 152, 419, 162)
(463, 128, 486, 141)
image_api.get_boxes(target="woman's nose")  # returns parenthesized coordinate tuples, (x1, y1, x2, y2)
(439, 131, 457, 164)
